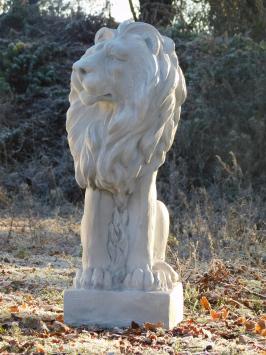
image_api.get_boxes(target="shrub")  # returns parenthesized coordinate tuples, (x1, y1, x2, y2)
(162, 35, 266, 194)
(0, 10, 265, 206)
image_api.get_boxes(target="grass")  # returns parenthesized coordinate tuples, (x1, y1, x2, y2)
(0, 188, 265, 354)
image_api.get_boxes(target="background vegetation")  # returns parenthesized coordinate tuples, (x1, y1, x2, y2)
(0, 1, 265, 353)
(0, 0, 265, 262)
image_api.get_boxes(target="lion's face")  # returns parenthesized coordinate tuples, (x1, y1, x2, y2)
(71, 32, 158, 107)
(67, 21, 186, 194)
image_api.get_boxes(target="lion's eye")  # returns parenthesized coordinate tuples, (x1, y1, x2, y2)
(109, 53, 127, 62)
(108, 47, 127, 62)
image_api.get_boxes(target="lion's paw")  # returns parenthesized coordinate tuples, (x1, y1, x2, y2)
(74, 267, 112, 290)
(153, 260, 179, 290)
(124, 264, 154, 291)
(124, 262, 179, 291)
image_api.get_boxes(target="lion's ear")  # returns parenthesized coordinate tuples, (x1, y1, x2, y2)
(95, 27, 115, 43)
(118, 21, 161, 55)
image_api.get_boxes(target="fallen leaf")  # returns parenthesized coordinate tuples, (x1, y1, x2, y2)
(19, 303, 27, 311)
(257, 319, 266, 329)
(210, 309, 221, 320)
(51, 320, 69, 333)
(144, 321, 164, 330)
(245, 320, 256, 331)
(210, 307, 229, 320)
(255, 323, 262, 333)
(55, 314, 64, 323)
(260, 329, 266, 336)
(235, 316, 246, 325)
(35, 344, 45, 353)
(21, 341, 35, 351)
(22, 317, 49, 331)
(221, 308, 229, 320)
(148, 333, 157, 341)
(172, 324, 203, 337)
(131, 321, 140, 329)
(9, 305, 19, 313)
(200, 296, 211, 311)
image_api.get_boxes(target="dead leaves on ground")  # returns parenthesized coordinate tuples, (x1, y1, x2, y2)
(210, 308, 229, 321)
(144, 321, 164, 331)
(241, 316, 266, 336)
(0, 256, 265, 354)
(200, 294, 266, 335)
(196, 259, 266, 354)
(198, 259, 230, 290)
(200, 296, 211, 311)
(200, 296, 229, 321)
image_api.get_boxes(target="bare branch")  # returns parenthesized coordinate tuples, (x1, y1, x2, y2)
(128, 0, 138, 21)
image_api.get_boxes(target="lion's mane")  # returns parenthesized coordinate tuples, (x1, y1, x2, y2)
(66, 21, 186, 195)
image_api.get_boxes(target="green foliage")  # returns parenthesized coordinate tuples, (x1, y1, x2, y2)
(0, 76, 11, 95)
(0, 40, 66, 94)
(133, 0, 266, 41)
(163, 34, 266, 195)
(0, 0, 30, 32)
(65, 13, 116, 44)
(139, 0, 176, 26)
(0, 4, 265, 205)
(0, 0, 58, 36)
(39, 0, 71, 17)
(204, 0, 266, 40)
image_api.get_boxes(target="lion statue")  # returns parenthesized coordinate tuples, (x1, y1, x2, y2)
(66, 20, 186, 291)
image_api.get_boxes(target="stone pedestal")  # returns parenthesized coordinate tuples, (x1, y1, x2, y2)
(64, 283, 183, 329)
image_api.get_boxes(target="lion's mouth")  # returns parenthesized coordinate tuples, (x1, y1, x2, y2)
(79, 91, 113, 106)
(101, 93, 113, 100)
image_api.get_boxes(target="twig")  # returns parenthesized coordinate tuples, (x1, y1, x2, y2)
(128, 0, 137, 21)
(221, 281, 266, 299)
(7, 214, 14, 241)
(227, 298, 250, 309)
(241, 285, 266, 299)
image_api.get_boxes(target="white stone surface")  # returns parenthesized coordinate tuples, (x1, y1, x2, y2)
(64, 283, 183, 329)
(66, 20, 186, 292)
(65, 20, 186, 328)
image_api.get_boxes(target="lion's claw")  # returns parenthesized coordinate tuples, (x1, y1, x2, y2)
(124, 262, 178, 291)
(74, 261, 178, 291)
(74, 267, 112, 290)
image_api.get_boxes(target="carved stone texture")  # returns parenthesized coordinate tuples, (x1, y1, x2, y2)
(65, 20, 186, 327)
(64, 283, 183, 329)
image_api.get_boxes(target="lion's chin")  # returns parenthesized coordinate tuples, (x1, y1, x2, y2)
(79, 90, 113, 106)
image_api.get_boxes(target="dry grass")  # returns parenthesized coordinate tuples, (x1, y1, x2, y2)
(166, 186, 265, 264)
(0, 185, 265, 354)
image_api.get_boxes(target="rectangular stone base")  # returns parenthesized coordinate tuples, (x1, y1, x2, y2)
(64, 283, 183, 329)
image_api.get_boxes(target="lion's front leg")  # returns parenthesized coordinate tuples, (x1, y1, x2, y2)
(123, 173, 179, 291)
(123, 172, 157, 290)
(74, 187, 114, 289)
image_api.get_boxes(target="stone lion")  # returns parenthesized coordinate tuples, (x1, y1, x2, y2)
(66, 20, 186, 291)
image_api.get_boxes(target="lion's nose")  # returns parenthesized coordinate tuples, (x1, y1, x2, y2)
(73, 61, 93, 76)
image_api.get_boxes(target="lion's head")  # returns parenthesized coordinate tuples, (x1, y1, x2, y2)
(66, 20, 186, 194)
